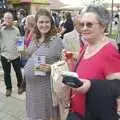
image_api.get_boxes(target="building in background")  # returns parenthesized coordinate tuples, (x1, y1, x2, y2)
(6, 0, 48, 15)
(4, 0, 66, 14)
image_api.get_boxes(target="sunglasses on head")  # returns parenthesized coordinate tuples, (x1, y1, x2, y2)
(79, 22, 100, 29)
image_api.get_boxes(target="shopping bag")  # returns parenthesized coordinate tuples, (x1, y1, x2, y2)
(51, 60, 71, 120)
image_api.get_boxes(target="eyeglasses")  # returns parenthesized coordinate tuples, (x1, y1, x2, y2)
(38, 20, 50, 24)
(79, 22, 100, 29)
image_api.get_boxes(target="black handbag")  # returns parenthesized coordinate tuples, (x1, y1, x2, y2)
(62, 75, 83, 88)
(66, 112, 83, 120)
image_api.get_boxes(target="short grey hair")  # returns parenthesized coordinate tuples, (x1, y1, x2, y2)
(81, 4, 111, 26)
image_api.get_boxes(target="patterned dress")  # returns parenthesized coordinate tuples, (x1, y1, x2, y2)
(24, 36, 63, 120)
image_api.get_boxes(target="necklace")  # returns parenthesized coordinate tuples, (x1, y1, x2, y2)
(35, 38, 45, 48)
(35, 42, 43, 48)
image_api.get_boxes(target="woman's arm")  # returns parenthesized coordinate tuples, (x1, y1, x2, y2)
(21, 40, 37, 60)
(106, 72, 120, 80)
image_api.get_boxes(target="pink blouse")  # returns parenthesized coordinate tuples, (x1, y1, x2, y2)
(24, 31, 32, 48)
(71, 42, 120, 116)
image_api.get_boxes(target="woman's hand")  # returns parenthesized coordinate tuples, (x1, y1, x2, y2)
(72, 79, 91, 94)
(34, 64, 51, 73)
(0, 21, 8, 27)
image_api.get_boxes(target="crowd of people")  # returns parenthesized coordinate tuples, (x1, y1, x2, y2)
(0, 3, 120, 120)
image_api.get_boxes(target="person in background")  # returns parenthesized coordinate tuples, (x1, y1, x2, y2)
(58, 14, 66, 33)
(16, 8, 26, 36)
(24, 9, 63, 120)
(20, 15, 35, 67)
(114, 14, 119, 25)
(64, 4, 120, 120)
(62, 15, 81, 52)
(0, 12, 23, 97)
(58, 12, 74, 39)
(52, 12, 60, 28)
(116, 14, 120, 52)
(24, 14, 35, 48)
(20, 15, 35, 91)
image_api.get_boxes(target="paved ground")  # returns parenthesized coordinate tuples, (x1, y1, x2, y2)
(0, 64, 26, 120)
(0, 62, 120, 120)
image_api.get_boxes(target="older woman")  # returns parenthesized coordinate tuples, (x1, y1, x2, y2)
(68, 4, 120, 120)
(24, 9, 63, 120)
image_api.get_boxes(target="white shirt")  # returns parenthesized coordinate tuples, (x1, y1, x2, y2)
(62, 29, 80, 52)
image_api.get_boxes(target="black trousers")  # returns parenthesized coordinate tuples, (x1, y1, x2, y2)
(1, 56, 23, 89)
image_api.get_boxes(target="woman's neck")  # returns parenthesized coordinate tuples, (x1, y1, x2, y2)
(39, 35, 45, 43)
(88, 35, 107, 46)
(84, 36, 109, 58)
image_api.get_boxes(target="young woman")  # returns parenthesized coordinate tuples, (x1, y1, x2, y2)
(24, 9, 63, 120)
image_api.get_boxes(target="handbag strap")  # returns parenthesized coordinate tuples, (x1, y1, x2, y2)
(73, 46, 86, 72)
(69, 46, 86, 112)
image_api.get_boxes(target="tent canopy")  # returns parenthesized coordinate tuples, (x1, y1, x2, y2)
(59, 0, 120, 10)
(48, 0, 66, 10)
(48, 0, 120, 11)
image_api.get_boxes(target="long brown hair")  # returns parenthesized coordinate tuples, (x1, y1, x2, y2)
(33, 9, 57, 43)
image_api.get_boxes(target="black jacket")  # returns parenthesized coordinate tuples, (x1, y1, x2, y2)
(85, 79, 120, 120)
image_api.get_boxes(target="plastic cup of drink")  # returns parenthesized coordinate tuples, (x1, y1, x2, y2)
(65, 51, 73, 59)
(17, 36, 24, 51)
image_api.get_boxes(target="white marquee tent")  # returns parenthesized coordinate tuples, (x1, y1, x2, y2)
(48, 0, 120, 11)
(59, 0, 120, 10)
(48, 0, 66, 10)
